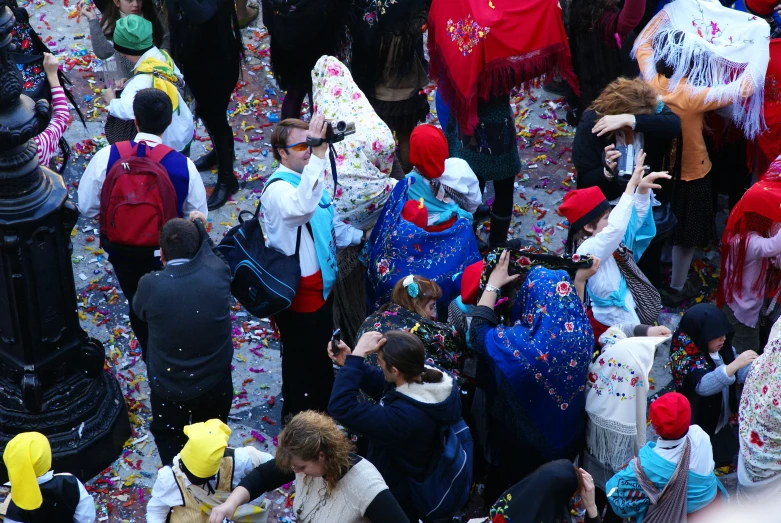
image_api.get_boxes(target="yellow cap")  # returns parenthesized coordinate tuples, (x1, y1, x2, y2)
(3, 432, 51, 510)
(180, 419, 231, 478)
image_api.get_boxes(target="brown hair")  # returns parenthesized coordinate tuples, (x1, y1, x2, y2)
(589, 77, 658, 118)
(270, 118, 309, 161)
(275, 411, 355, 491)
(100, 0, 165, 47)
(380, 331, 443, 384)
(388, 276, 442, 318)
(566, 208, 611, 253)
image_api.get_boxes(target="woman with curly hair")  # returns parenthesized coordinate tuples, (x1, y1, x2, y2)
(572, 77, 680, 287)
(565, 0, 645, 124)
(209, 411, 409, 523)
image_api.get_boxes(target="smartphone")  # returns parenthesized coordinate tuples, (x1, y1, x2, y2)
(331, 329, 341, 357)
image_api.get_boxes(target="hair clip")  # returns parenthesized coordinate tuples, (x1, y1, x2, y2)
(403, 275, 419, 298)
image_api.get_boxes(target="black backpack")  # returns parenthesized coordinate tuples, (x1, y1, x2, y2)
(217, 179, 307, 318)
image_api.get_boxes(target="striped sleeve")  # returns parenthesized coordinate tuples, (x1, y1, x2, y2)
(35, 86, 72, 166)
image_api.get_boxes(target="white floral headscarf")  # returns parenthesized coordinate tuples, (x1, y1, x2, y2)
(311, 56, 397, 229)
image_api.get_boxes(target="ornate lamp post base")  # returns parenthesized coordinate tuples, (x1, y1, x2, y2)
(0, 0, 129, 481)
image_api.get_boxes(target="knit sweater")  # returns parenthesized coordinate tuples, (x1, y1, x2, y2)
(133, 234, 233, 401)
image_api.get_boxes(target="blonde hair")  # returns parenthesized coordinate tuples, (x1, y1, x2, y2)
(589, 77, 658, 118)
(388, 276, 442, 317)
(275, 411, 354, 491)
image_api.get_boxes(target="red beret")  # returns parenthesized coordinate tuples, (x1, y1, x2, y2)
(461, 260, 485, 305)
(409, 124, 447, 179)
(558, 186, 610, 233)
(746, 0, 776, 17)
(401, 199, 429, 229)
(650, 392, 692, 440)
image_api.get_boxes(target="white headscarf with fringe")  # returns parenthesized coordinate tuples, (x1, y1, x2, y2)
(632, 0, 770, 138)
(585, 336, 668, 471)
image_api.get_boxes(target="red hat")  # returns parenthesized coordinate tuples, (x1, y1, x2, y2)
(409, 124, 447, 179)
(746, 0, 776, 17)
(650, 392, 691, 440)
(558, 187, 610, 233)
(461, 260, 484, 305)
(401, 199, 429, 229)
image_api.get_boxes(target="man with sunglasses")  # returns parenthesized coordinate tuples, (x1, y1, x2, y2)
(263, 115, 366, 422)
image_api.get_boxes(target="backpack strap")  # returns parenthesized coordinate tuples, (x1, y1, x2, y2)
(145, 143, 175, 163)
(113, 140, 138, 159)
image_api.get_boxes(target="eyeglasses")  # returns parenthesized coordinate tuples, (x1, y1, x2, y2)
(282, 141, 309, 152)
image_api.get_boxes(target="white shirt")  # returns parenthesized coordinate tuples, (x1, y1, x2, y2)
(261, 156, 362, 277)
(107, 47, 194, 152)
(77, 132, 207, 220)
(4, 471, 95, 523)
(577, 191, 651, 327)
(653, 424, 715, 477)
(146, 447, 273, 523)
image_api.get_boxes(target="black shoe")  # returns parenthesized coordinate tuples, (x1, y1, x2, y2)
(506, 238, 534, 250)
(194, 149, 218, 171)
(473, 204, 490, 219)
(207, 178, 239, 210)
(660, 279, 702, 307)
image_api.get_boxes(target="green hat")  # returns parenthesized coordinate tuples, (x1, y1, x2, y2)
(113, 15, 153, 56)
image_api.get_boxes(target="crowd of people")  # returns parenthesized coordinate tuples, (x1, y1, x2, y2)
(8, 0, 781, 520)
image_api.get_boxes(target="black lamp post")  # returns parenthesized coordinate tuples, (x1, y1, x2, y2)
(0, 0, 129, 480)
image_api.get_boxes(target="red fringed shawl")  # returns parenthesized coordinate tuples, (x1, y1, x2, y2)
(718, 161, 781, 308)
(754, 39, 781, 175)
(427, 0, 579, 135)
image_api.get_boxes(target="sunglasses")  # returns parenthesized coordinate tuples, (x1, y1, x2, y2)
(282, 141, 310, 152)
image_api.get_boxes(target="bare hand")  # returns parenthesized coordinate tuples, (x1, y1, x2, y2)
(80, 3, 97, 20)
(327, 340, 352, 366)
(353, 331, 386, 358)
(43, 53, 60, 78)
(103, 87, 116, 102)
(604, 144, 620, 173)
(625, 150, 647, 192)
(647, 325, 672, 337)
(188, 210, 207, 225)
(637, 171, 671, 195)
(114, 77, 128, 90)
(209, 502, 236, 523)
(593, 114, 634, 136)
(308, 114, 328, 159)
(736, 350, 759, 369)
(579, 468, 599, 518)
(575, 256, 600, 283)
(487, 250, 521, 290)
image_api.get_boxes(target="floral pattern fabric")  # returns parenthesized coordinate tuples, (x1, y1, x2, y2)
(11, 22, 46, 96)
(357, 303, 467, 373)
(311, 56, 397, 229)
(669, 330, 712, 390)
(739, 334, 781, 483)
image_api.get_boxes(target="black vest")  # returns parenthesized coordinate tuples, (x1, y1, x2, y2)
(5, 474, 81, 523)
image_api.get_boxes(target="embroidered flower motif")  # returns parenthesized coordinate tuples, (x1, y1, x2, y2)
(561, 403, 568, 410)
(684, 343, 699, 356)
(556, 281, 571, 297)
(372, 140, 383, 153)
(630, 377, 639, 387)
(326, 63, 342, 77)
(569, 359, 577, 367)
(588, 372, 597, 383)
(571, 254, 581, 262)
(518, 256, 532, 267)
(332, 86, 343, 97)
(525, 313, 534, 325)
(750, 430, 765, 447)
(377, 258, 390, 275)
(763, 385, 769, 395)
(564, 322, 574, 332)
(446, 15, 491, 56)
(352, 91, 362, 100)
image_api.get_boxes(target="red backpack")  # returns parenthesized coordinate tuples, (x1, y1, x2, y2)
(99, 141, 179, 249)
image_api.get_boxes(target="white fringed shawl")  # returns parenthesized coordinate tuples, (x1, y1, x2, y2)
(632, 0, 770, 138)
(585, 336, 668, 471)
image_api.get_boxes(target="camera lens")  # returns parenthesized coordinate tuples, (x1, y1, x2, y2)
(336, 121, 347, 132)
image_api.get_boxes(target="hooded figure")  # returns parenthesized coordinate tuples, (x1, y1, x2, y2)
(1, 432, 95, 523)
(146, 419, 273, 523)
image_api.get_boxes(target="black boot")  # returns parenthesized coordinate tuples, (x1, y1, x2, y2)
(207, 175, 239, 210)
(488, 212, 512, 248)
(194, 149, 218, 171)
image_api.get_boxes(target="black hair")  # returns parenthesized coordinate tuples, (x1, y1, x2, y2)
(133, 88, 173, 136)
(159, 218, 200, 261)
(380, 331, 443, 384)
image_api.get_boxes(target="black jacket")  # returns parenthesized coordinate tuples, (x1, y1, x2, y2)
(328, 356, 463, 514)
(573, 106, 681, 201)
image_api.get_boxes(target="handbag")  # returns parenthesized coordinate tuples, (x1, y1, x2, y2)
(652, 202, 678, 239)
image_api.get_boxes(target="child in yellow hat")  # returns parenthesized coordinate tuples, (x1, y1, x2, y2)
(0, 432, 96, 522)
(146, 419, 273, 523)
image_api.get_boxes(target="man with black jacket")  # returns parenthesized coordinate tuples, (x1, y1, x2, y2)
(133, 213, 233, 465)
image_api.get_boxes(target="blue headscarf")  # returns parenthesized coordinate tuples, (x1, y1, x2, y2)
(484, 266, 594, 458)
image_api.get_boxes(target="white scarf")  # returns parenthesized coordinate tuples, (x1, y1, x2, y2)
(632, 0, 770, 138)
(586, 336, 668, 470)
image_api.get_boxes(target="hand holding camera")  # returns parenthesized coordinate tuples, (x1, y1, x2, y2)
(307, 114, 329, 159)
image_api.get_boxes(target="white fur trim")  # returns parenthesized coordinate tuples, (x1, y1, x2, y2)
(394, 367, 454, 404)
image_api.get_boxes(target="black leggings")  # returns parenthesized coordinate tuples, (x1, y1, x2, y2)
(478, 176, 515, 247)
(281, 85, 313, 120)
(182, 43, 240, 183)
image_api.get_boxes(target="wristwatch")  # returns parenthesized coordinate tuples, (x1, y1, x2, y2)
(630, 115, 637, 130)
(485, 284, 501, 294)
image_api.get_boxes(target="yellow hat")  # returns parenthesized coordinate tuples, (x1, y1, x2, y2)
(180, 419, 231, 478)
(3, 432, 52, 510)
